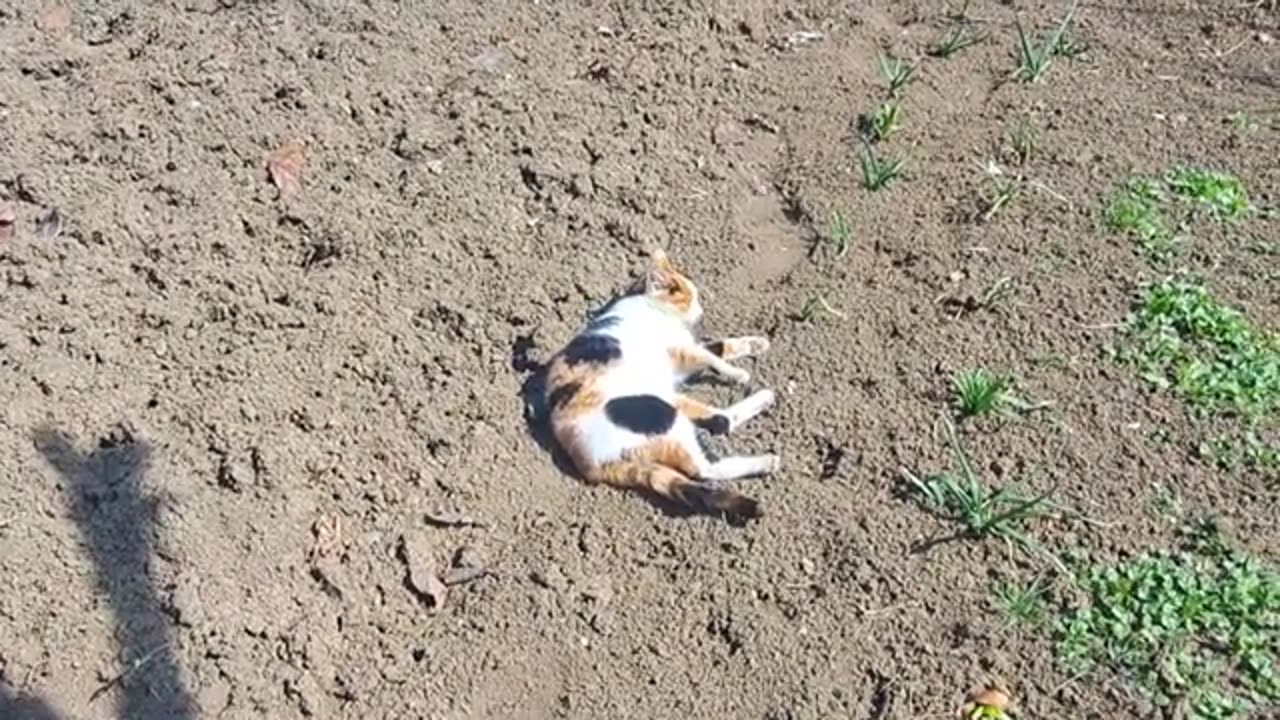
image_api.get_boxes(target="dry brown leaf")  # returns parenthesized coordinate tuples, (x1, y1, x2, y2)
(0, 205, 15, 241)
(267, 142, 305, 197)
(36, 6, 72, 33)
(971, 688, 1010, 709)
(399, 532, 446, 609)
(425, 509, 485, 528)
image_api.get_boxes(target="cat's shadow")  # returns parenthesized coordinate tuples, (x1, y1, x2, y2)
(516, 348, 746, 524)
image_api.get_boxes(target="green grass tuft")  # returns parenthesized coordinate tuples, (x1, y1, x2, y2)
(1105, 178, 1178, 260)
(953, 369, 1013, 418)
(1115, 279, 1280, 421)
(951, 368, 1051, 419)
(903, 420, 1057, 564)
(995, 576, 1050, 626)
(1055, 521, 1279, 718)
(1166, 166, 1253, 221)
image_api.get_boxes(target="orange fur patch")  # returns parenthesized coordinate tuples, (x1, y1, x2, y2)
(546, 357, 608, 420)
(672, 395, 716, 420)
(667, 346, 708, 373)
(624, 437, 700, 477)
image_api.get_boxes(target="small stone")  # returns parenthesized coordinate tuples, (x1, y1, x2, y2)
(453, 546, 483, 569)
(35, 6, 72, 33)
(580, 575, 613, 606)
(197, 678, 232, 716)
(530, 565, 568, 591)
(470, 46, 515, 76)
(169, 573, 206, 628)
(216, 456, 250, 491)
(285, 672, 328, 717)
(712, 120, 747, 148)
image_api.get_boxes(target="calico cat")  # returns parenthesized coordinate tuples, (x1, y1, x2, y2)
(541, 249, 780, 519)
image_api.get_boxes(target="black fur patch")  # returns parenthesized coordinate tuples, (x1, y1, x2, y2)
(694, 414, 731, 435)
(703, 340, 726, 357)
(562, 334, 622, 366)
(547, 381, 581, 410)
(605, 395, 677, 435)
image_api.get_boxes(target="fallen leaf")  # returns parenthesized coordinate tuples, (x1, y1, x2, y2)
(267, 142, 305, 197)
(0, 205, 15, 241)
(36, 6, 72, 33)
(971, 688, 1010, 710)
(425, 509, 485, 528)
(398, 532, 446, 609)
(440, 566, 488, 586)
(36, 208, 63, 240)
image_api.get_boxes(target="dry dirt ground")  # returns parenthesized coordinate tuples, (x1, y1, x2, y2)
(1, 1, 1278, 719)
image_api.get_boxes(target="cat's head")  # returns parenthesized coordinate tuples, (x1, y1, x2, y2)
(644, 249, 703, 325)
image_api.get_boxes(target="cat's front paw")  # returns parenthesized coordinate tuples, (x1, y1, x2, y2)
(739, 336, 771, 356)
(722, 365, 751, 385)
(760, 453, 782, 474)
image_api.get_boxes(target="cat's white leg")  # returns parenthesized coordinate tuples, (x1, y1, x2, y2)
(703, 336, 771, 360)
(724, 389, 775, 431)
(702, 454, 782, 480)
(670, 344, 751, 384)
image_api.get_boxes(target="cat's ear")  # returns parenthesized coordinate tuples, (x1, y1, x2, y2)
(646, 265, 674, 294)
(646, 248, 675, 293)
(651, 248, 674, 271)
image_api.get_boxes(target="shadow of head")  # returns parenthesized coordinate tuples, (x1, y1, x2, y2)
(29, 424, 194, 719)
(0, 687, 61, 720)
(31, 425, 157, 541)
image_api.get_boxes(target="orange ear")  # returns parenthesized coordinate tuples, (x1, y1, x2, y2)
(646, 265, 674, 294)
(651, 248, 674, 271)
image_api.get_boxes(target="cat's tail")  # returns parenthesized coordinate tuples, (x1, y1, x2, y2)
(595, 461, 761, 519)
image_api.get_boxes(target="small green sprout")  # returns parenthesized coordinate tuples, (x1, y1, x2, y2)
(798, 291, 846, 323)
(869, 99, 902, 141)
(930, 23, 984, 58)
(1008, 115, 1037, 166)
(828, 211, 853, 258)
(859, 145, 905, 191)
(878, 51, 917, 96)
(981, 168, 1024, 222)
(1013, 0, 1080, 83)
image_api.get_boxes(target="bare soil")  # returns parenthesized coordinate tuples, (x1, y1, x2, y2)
(2, 2, 1277, 719)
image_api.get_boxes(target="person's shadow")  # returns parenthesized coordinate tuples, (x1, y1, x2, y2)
(4, 426, 195, 720)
